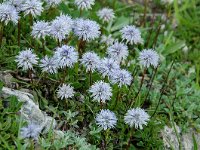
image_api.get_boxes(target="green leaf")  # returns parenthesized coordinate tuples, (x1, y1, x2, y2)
(162, 40, 186, 56)
(110, 16, 129, 32)
(192, 134, 198, 150)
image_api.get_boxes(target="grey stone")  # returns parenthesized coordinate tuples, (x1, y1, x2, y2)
(0, 87, 56, 133)
(161, 125, 200, 150)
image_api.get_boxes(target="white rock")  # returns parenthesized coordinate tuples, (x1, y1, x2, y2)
(161, 125, 200, 150)
(1, 87, 57, 133)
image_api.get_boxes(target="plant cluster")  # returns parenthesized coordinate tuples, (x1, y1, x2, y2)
(0, 0, 199, 149)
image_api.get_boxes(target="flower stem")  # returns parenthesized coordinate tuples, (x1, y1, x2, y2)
(152, 19, 162, 48)
(100, 99, 103, 109)
(115, 89, 121, 109)
(79, 9, 82, 17)
(130, 69, 146, 107)
(78, 39, 84, 58)
(104, 129, 109, 149)
(42, 38, 46, 55)
(0, 22, 4, 46)
(30, 139, 34, 150)
(126, 128, 134, 150)
(18, 18, 21, 47)
(151, 61, 174, 118)
(141, 0, 148, 27)
(28, 69, 33, 84)
(144, 67, 158, 101)
(29, 14, 33, 26)
(89, 70, 92, 86)
(145, 13, 156, 47)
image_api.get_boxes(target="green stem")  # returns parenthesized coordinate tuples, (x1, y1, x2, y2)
(100, 99, 103, 109)
(42, 38, 46, 55)
(29, 14, 33, 26)
(0, 22, 4, 46)
(79, 9, 82, 17)
(28, 69, 33, 84)
(104, 129, 109, 149)
(18, 18, 21, 47)
(145, 13, 156, 47)
(141, 0, 148, 27)
(57, 39, 61, 47)
(115, 90, 121, 109)
(144, 67, 158, 101)
(30, 139, 34, 150)
(151, 61, 174, 118)
(126, 128, 134, 150)
(130, 69, 146, 108)
(89, 70, 92, 86)
(78, 39, 85, 58)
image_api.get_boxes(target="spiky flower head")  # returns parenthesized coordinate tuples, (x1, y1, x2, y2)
(89, 81, 112, 103)
(15, 49, 38, 71)
(31, 21, 50, 39)
(107, 42, 128, 63)
(80, 52, 100, 72)
(6, 0, 25, 12)
(121, 25, 143, 45)
(97, 58, 120, 78)
(20, 122, 42, 140)
(124, 108, 150, 129)
(96, 109, 117, 130)
(97, 8, 115, 23)
(50, 14, 73, 42)
(74, 18, 100, 41)
(110, 69, 132, 87)
(74, 0, 95, 10)
(55, 45, 78, 68)
(100, 35, 115, 46)
(40, 56, 58, 74)
(57, 84, 75, 100)
(21, 0, 43, 17)
(139, 49, 159, 68)
(0, 3, 19, 25)
(44, 0, 62, 7)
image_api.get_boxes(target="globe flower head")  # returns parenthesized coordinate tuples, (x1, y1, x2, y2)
(139, 49, 159, 68)
(100, 35, 115, 46)
(20, 122, 42, 140)
(110, 69, 132, 87)
(97, 58, 120, 78)
(7, 0, 25, 12)
(89, 81, 112, 103)
(55, 45, 78, 68)
(121, 25, 143, 45)
(80, 51, 100, 72)
(73, 18, 100, 42)
(107, 41, 129, 63)
(15, 49, 38, 71)
(31, 21, 51, 39)
(74, 0, 95, 10)
(96, 109, 117, 130)
(21, 0, 43, 17)
(40, 55, 58, 74)
(50, 14, 73, 42)
(44, 0, 62, 7)
(57, 84, 75, 100)
(0, 3, 19, 25)
(124, 108, 150, 129)
(97, 8, 115, 23)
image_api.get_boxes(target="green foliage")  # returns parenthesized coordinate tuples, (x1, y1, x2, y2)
(0, 94, 25, 149)
(0, 0, 200, 149)
(40, 130, 98, 150)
